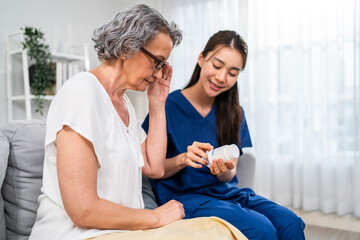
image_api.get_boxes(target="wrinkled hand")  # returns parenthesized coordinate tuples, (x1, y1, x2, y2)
(147, 64, 172, 104)
(153, 199, 185, 227)
(182, 141, 213, 168)
(209, 158, 235, 176)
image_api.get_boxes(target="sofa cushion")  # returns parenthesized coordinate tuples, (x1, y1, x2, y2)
(142, 175, 158, 210)
(236, 151, 256, 189)
(0, 131, 9, 240)
(0, 120, 46, 240)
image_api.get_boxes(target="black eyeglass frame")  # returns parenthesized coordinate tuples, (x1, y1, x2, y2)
(140, 47, 167, 70)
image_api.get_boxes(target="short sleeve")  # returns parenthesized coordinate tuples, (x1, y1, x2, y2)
(137, 120, 147, 144)
(45, 77, 107, 166)
(240, 107, 253, 149)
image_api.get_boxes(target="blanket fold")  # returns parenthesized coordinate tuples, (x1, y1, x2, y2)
(89, 217, 247, 240)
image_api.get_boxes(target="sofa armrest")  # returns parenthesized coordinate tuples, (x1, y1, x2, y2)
(0, 120, 46, 240)
(235, 149, 256, 189)
(0, 131, 9, 240)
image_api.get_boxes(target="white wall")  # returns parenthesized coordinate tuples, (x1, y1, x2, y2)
(0, 0, 158, 125)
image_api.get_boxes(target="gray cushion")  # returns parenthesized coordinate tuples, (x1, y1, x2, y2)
(236, 151, 256, 189)
(142, 175, 158, 210)
(0, 120, 46, 240)
(0, 131, 9, 240)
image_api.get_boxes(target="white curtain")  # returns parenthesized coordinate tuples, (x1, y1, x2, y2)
(157, 0, 360, 217)
(156, 0, 248, 91)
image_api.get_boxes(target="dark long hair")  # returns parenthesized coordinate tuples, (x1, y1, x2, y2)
(184, 30, 248, 146)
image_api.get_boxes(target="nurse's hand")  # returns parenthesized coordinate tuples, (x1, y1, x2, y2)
(153, 199, 185, 227)
(209, 158, 236, 176)
(182, 141, 213, 168)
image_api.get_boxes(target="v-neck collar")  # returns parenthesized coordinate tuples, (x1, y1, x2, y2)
(86, 72, 132, 130)
(176, 90, 215, 119)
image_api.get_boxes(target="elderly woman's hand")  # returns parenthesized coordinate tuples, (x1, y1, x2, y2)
(147, 64, 172, 104)
(152, 199, 185, 227)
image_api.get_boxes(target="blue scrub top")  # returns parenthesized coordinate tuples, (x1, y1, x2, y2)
(142, 90, 252, 209)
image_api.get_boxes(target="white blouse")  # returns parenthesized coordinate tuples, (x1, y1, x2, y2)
(29, 72, 147, 240)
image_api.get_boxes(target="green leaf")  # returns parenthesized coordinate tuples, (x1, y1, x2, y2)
(22, 26, 54, 115)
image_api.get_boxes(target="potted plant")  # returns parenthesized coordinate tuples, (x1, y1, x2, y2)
(21, 26, 55, 115)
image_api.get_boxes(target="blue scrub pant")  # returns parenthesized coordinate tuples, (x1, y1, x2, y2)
(186, 191, 305, 240)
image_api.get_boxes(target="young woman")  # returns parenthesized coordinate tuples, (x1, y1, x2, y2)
(143, 30, 305, 240)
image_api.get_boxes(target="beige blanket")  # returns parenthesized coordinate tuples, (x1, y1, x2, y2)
(89, 217, 247, 240)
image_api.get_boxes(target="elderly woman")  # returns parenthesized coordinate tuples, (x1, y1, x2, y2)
(29, 4, 184, 240)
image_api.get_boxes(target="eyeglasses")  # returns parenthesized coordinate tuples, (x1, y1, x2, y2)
(140, 47, 167, 70)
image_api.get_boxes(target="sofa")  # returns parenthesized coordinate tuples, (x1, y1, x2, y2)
(0, 120, 256, 240)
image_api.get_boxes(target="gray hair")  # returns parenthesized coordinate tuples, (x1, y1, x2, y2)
(92, 4, 182, 61)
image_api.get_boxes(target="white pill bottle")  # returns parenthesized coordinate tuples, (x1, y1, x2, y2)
(206, 144, 240, 165)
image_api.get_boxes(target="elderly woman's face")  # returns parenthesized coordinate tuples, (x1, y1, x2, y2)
(122, 32, 173, 91)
